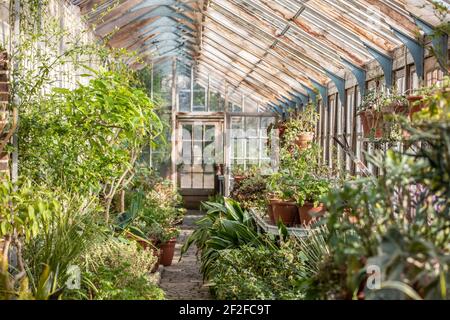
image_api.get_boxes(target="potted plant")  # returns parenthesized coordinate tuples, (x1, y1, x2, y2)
(266, 173, 299, 227)
(283, 103, 319, 150)
(293, 174, 330, 226)
(149, 223, 180, 267)
(409, 78, 449, 121)
(230, 168, 267, 212)
(231, 164, 246, 184)
(358, 91, 408, 139)
(157, 227, 180, 267)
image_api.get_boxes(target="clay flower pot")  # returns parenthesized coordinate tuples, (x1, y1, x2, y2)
(294, 132, 314, 150)
(384, 101, 408, 115)
(406, 95, 425, 120)
(298, 202, 326, 226)
(233, 175, 245, 184)
(267, 199, 277, 224)
(360, 110, 384, 138)
(159, 238, 177, 267)
(271, 200, 299, 227)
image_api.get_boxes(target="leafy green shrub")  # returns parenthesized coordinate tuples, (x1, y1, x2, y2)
(320, 119, 450, 300)
(69, 238, 163, 300)
(230, 170, 267, 210)
(118, 166, 185, 244)
(212, 227, 330, 300)
(212, 245, 304, 300)
(19, 69, 163, 220)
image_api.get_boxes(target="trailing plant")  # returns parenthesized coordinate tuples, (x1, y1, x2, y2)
(283, 103, 319, 145)
(358, 90, 408, 113)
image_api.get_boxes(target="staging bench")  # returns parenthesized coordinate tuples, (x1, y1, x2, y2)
(249, 208, 310, 238)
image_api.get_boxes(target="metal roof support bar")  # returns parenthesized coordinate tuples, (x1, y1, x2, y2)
(301, 84, 317, 104)
(325, 70, 346, 107)
(293, 91, 309, 107)
(364, 44, 394, 88)
(391, 27, 425, 80)
(341, 58, 366, 98)
(309, 78, 328, 108)
(413, 17, 448, 75)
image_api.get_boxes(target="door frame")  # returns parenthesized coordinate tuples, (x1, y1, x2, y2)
(175, 113, 225, 196)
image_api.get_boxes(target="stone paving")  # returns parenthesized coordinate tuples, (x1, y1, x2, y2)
(160, 210, 211, 300)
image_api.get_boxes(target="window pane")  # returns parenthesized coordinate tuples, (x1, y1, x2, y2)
(204, 141, 215, 164)
(205, 125, 215, 141)
(193, 125, 203, 140)
(179, 90, 191, 112)
(246, 117, 258, 137)
(193, 83, 206, 111)
(182, 141, 191, 164)
(180, 173, 191, 189)
(204, 174, 215, 189)
(182, 125, 192, 140)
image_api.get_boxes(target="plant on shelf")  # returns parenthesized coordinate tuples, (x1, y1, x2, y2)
(265, 142, 330, 227)
(283, 103, 319, 150)
(230, 168, 267, 211)
(408, 76, 449, 123)
(266, 172, 299, 226)
(231, 164, 246, 183)
(292, 174, 331, 226)
(358, 90, 408, 139)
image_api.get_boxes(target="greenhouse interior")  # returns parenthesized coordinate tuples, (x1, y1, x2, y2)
(0, 0, 449, 302)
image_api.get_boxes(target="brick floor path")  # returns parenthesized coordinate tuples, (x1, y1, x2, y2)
(159, 210, 211, 300)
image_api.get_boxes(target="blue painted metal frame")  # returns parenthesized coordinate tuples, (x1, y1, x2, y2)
(293, 91, 309, 107)
(364, 43, 393, 88)
(301, 84, 317, 104)
(391, 26, 424, 79)
(324, 69, 346, 106)
(341, 58, 366, 98)
(309, 78, 328, 108)
(414, 17, 448, 74)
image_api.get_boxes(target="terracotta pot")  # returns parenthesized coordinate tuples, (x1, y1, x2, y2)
(294, 132, 314, 150)
(298, 202, 326, 226)
(384, 101, 408, 115)
(272, 200, 299, 227)
(407, 95, 426, 120)
(267, 199, 277, 224)
(233, 175, 245, 184)
(159, 238, 177, 267)
(359, 110, 384, 138)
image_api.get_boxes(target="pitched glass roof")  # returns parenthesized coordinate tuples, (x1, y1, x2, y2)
(71, 0, 449, 105)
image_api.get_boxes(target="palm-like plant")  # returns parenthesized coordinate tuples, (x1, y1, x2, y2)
(181, 198, 276, 279)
